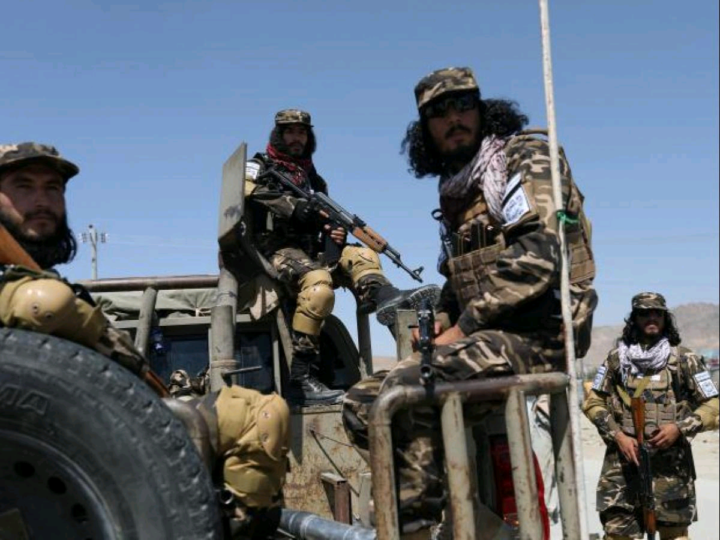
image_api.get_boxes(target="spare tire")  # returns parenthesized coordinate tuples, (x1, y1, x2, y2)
(0, 328, 221, 540)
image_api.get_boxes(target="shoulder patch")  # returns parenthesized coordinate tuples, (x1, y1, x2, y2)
(592, 365, 607, 391)
(693, 371, 719, 398)
(502, 173, 532, 226)
(245, 161, 260, 180)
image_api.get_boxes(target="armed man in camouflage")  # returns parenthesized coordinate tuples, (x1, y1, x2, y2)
(244, 109, 440, 405)
(342, 67, 598, 538)
(0, 143, 290, 539)
(583, 292, 719, 540)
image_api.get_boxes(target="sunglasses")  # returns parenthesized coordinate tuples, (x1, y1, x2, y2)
(424, 93, 479, 119)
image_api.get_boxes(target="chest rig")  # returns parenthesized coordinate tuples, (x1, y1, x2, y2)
(438, 132, 596, 335)
(616, 357, 680, 439)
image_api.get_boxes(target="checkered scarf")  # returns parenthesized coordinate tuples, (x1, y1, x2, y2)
(438, 134, 508, 223)
(618, 337, 671, 384)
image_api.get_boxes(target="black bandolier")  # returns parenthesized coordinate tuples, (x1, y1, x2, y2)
(245, 109, 440, 405)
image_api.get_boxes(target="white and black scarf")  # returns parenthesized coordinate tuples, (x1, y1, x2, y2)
(618, 337, 671, 385)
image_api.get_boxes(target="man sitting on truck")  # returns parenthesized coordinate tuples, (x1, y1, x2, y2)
(0, 142, 289, 538)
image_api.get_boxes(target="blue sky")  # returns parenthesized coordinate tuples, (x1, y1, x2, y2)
(3, 0, 718, 356)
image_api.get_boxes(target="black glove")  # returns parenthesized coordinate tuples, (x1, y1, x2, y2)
(292, 199, 319, 224)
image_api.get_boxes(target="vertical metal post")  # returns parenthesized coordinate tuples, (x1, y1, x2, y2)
(537, 0, 589, 535)
(209, 304, 236, 392)
(394, 309, 416, 361)
(356, 310, 373, 377)
(133, 286, 158, 356)
(441, 393, 476, 540)
(550, 391, 582, 539)
(505, 389, 543, 540)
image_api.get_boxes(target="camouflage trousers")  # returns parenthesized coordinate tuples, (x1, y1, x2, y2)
(600, 509, 691, 539)
(597, 445, 696, 537)
(270, 245, 389, 353)
(342, 328, 564, 531)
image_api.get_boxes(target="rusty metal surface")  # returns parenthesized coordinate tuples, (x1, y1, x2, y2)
(550, 390, 582, 539)
(285, 405, 368, 521)
(369, 373, 570, 540)
(320, 472, 352, 524)
(441, 393, 476, 540)
(133, 287, 158, 356)
(79, 274, 218, 292)
(505, 389, 543, 540)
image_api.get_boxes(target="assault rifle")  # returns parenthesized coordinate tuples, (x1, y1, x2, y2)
(416, 298, 435, 386)
(630, 396, 657, 540)
(259, 167, 424, 283)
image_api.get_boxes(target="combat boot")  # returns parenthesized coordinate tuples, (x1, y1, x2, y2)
(287, 352, 344, 406)
(375, 284, 441, 327)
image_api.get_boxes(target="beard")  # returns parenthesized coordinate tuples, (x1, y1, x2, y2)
(0, 211, 77, 270)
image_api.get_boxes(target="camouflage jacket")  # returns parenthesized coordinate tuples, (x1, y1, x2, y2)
(436, 131, 597, 355)
(244, 153, 329, 257)
(582, 345, 718, 518)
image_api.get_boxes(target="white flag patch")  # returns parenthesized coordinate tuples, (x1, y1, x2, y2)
(694, 371, 719, 398)
(245, 161, 260, 180)
(502, 173, 531, 225)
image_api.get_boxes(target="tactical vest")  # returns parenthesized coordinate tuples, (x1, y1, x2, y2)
(616, 357, 679, 439)
(442, 131, 596, 352)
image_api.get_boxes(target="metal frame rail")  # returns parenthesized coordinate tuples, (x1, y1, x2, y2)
(368, 373, 581, 540)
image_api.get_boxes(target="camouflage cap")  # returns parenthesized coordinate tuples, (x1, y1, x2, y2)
(632, 292, 669, 311)
(0, 142, 79, 182)
(274, 109, 313, 127)
(414, 67, 480, 110)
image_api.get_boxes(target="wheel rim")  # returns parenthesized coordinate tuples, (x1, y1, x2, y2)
(0, 429, 119, 540)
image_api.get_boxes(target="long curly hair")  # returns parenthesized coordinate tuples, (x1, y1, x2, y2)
(269, 125, 317, 158)
(621, 310, 682, 346)
(401, 97, 529, 178)
(0, 211, 77, 269)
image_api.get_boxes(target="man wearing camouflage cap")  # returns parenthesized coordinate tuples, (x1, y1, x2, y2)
(342, 67, 598, 537)
(584, 293, 719, 540)
(244, 109, 440, 406)
(0, 143, 291, 538)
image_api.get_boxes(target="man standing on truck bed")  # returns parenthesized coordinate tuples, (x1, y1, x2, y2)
(244, 109, 440, 406)
(583, 292, 719, 540)
(342, 67, 598, 538)
(0, 142, 290, 538)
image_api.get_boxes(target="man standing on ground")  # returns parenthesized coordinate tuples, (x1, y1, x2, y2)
(342, 67, 597, 538)
(244, 109, 440, 405)
(584, 292, 719, 540)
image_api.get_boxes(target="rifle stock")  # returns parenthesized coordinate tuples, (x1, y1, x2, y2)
(260, 167, 424, 282)
(630, 396, 657, 540)
(0, 225, 41, 271)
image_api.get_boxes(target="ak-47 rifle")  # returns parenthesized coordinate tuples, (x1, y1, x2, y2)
(416, 297, 435, 386)
(259, 167, 424, 283)
(0, 224, 170, 398)
(630, 396, 657, 540)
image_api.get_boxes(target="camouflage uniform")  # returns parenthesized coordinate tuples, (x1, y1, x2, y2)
(583, 293, 720, 540)
(0, 143, 290, 536)
(343, 68, 597, 532)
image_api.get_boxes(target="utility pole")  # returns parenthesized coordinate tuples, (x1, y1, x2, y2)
(80, 224, 107, 280)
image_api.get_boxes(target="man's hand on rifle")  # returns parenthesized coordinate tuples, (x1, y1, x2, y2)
(648, 423, 681, 450)
(411, 321, 443, 351)
(324, 224, 346, 246)
(433, 324, 466, 347)
(615, 431, 640, 466)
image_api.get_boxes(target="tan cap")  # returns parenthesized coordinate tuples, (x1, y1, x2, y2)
(0, 142, 79, 182)
(414, 67, 480, 110)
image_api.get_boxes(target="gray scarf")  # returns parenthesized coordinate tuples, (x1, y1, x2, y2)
(438, 134, 508, 223)
(618, 337, 671, 385)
